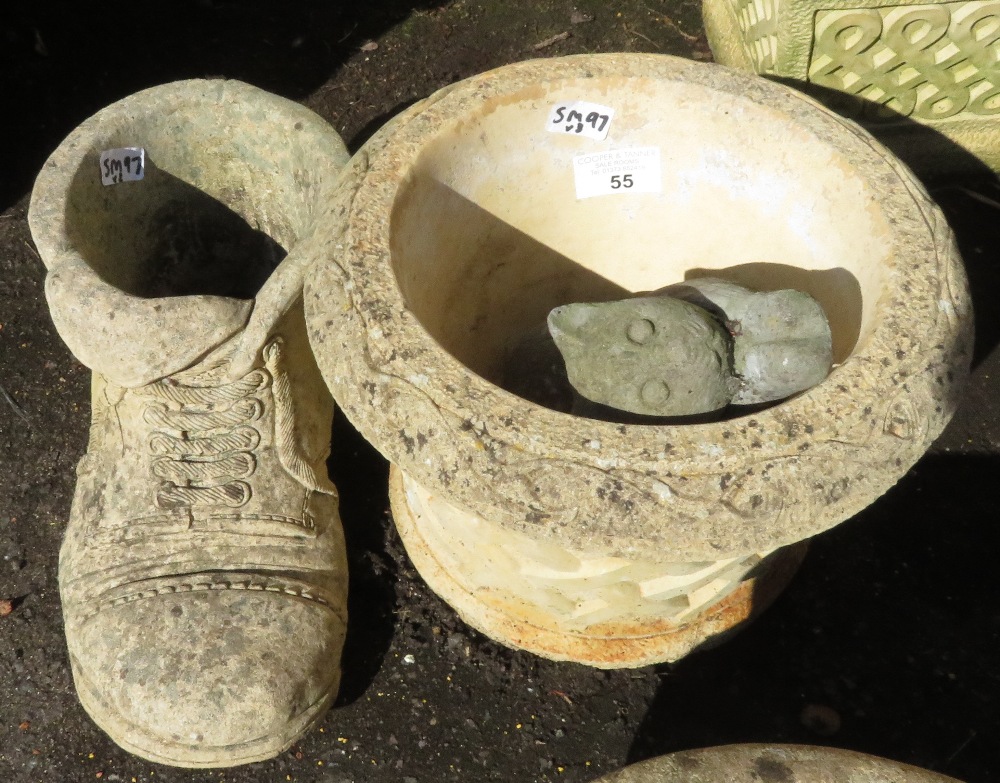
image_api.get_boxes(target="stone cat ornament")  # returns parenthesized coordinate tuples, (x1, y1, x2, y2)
(548, 296, 736, 417)
(547, 278, 833, 417)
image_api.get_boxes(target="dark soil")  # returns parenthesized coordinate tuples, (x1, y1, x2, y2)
(3, 2, 1000, 782)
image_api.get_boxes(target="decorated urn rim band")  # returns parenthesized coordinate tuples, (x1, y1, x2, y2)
(306, 53, 971, 562)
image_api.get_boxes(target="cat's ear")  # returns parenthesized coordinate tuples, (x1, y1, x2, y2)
(548, 302, 598, 337)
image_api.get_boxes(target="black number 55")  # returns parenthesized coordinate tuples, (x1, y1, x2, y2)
(610, 174, 634, 189)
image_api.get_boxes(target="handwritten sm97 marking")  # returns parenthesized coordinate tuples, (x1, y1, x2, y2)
(546, 101, 615, 140)
(103, 154, 142, 183)
(551, 106, 611, 135)
(99, 147, 146, 186)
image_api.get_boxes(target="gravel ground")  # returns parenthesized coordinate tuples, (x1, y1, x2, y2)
(2, 2, 1000, 782)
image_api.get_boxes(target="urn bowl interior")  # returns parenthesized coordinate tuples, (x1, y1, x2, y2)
(306, 57, 968, 558)
(390, 74, 889, 399)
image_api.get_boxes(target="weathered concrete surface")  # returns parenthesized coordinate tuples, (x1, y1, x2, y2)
(594, 744, 963, 782)
(27, 79, 350, 767)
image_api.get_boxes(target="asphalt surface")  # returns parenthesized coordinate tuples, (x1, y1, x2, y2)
(3, 2, 1000, 782)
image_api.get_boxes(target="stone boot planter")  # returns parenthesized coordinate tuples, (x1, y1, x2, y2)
(702, 0, 1000, 176)
(593, 744, 962, 782)
(306, 54, 971, 668)
(29, 80, 350, 767)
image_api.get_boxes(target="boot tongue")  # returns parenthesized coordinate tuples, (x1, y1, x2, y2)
(218, 234, 319, 382)
(45, 251, 252, 387)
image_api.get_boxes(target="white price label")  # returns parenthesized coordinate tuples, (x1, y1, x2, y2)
(546, 101, 615, 140)
(99, 147, 145, 185)
(573, 147, 662, 199)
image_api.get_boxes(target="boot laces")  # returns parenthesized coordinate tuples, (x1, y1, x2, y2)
(141, 368, 270, 508)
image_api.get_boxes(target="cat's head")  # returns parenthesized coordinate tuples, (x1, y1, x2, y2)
(548, 297, 735, 417)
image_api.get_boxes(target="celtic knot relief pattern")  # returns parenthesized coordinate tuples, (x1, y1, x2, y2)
(732, 0, 782, 70)
(808, 2, 1000, 122)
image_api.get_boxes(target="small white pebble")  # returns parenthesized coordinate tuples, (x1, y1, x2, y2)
(402, 654, 416, 665)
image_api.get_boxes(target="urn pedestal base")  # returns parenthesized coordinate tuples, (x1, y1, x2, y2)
(390, 466, 807, 668)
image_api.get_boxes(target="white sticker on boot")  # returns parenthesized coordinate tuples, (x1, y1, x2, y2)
(572, 147, 661, 199)
(99, 147, 145, 185)
(546, 101, 615, 140)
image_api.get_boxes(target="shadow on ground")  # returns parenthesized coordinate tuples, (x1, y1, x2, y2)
(630, 454, 1000, 782)
(1, 0, 445, 209)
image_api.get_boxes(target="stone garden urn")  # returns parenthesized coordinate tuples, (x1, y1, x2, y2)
(702, 0, 1000, 175)
(592, 744, 962, 782)
(306, 54, 971, 668)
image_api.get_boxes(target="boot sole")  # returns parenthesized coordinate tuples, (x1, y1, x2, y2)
(69, 650, 337, 768)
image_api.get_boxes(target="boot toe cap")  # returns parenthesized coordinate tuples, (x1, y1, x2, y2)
(68, 588, 344, 767)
